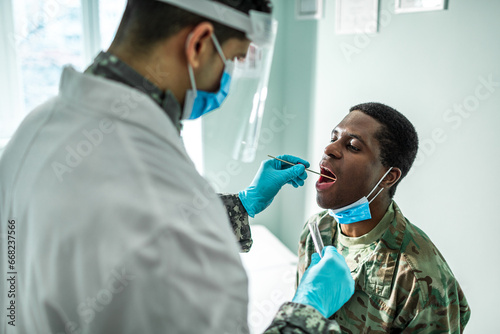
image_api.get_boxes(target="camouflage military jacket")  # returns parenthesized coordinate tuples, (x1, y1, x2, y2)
(86, 52, 341, 333)
(297, 202, 471, 333)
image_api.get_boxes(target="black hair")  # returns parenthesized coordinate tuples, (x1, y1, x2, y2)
(112, 0, 272, 53)
(349, 102, 419, 198)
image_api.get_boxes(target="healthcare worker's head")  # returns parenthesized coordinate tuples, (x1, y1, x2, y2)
(316, 103, 419, 213)
(108, 0, 274, 119)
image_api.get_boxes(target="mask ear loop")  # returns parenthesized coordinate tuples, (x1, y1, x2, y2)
(367, 167, 393, 204)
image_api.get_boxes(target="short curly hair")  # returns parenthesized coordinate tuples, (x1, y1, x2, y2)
(112, 0, 272, 53)
(349, 102, 419, 198)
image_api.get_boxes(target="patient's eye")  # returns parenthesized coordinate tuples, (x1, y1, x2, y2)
(347, 142, 360, 152)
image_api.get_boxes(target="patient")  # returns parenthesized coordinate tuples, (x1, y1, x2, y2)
(297, 103, 470, 332)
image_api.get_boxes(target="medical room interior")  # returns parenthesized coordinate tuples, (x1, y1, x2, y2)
(0, 0, 498, 332)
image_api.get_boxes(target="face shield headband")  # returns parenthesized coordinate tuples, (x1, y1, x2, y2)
(157, 0, 278, 162)
(155, 0, 277, 47)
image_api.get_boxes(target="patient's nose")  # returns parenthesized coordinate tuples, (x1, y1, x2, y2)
(324, 142, 342, 159)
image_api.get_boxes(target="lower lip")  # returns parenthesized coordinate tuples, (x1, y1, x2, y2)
(316, 180, 336, 191)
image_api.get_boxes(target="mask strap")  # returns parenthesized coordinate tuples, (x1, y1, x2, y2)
(368, 188, 384, 204)
(187, 65, 197, 96)
(211, 33, 227, 63)
(367, 167, 393, 203)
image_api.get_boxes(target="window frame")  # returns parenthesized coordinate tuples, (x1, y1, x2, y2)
(81, 0, 102, 64)
(0, 0, 23, 149)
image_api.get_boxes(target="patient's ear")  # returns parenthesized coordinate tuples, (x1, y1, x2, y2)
(381, 167, 401, 190)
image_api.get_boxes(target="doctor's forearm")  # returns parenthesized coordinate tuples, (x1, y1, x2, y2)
(264, 302, 341, 334)
(218, 193, 253, 253)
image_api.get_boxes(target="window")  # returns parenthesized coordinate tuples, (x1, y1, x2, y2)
(99, 0, 126, 49)
(0, 0, 126, 146)
(0, 0, 203, 173)
(182, 119, 205, 175)
(12, 0, 86, 115)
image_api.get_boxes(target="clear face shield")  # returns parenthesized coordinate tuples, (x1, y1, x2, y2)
(155, 0, 278, 163)
(225, 24, 278, 162)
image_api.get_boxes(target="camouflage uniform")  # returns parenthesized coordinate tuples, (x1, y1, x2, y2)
(86, 52, 340, 333)
(297, 201, 471, 333)
(219, 193, 253, 252)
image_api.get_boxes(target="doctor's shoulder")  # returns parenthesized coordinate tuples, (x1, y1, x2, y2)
(9, 97, 60, 135)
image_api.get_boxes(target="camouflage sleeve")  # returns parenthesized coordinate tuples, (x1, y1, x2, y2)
(264, 302, 341, 334)
(218, 193, 253, 253)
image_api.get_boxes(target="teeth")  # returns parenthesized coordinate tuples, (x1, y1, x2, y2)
(321, 166, 335, 177)
(319, 165, 337, 181)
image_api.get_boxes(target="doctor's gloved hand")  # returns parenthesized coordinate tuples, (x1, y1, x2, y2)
(292, 246, 355, 319)
(238, 155, 309, 217)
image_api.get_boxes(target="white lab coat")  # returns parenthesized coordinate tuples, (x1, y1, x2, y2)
(0, 67, 249, 334)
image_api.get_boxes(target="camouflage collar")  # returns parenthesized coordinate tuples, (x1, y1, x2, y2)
(85, 51, 183, 134)
(330, 201, 406, 299)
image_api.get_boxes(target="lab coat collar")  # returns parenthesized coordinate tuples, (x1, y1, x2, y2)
(331, 202, 406, 299)
(58, 66, 183, 146)
(85, 51, 183, 133)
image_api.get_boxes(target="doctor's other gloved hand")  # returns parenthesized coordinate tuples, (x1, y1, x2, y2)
(238, 155, 309, 217)
(292, 246, 355, 319)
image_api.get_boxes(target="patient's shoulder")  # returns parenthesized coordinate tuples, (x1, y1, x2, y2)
(392, 204, 450, 271)
(301, 210, 333, 234)
(397, 217, 458, 306)
(401, 219, 451, 271)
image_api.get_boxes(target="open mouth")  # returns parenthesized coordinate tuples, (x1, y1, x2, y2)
(318, 165, 337, 184)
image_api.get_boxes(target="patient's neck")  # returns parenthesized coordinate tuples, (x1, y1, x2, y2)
(339, 198, 390, 238)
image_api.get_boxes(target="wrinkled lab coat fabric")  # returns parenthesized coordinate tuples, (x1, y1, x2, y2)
(0, 67, 249, 334)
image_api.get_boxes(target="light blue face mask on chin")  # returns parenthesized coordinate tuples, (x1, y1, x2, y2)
(328, 167, 393, 225)
(183, 33, 235, 120)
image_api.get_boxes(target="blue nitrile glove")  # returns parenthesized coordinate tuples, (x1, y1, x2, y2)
(292, 246, 355, 319)
(238, 155, 310, 217)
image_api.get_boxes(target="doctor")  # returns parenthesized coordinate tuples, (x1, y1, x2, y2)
(0, 0, 354, 333)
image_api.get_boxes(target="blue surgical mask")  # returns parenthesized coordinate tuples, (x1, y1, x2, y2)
(183, 34, 235, 120)
(328, 167, 393, 225)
